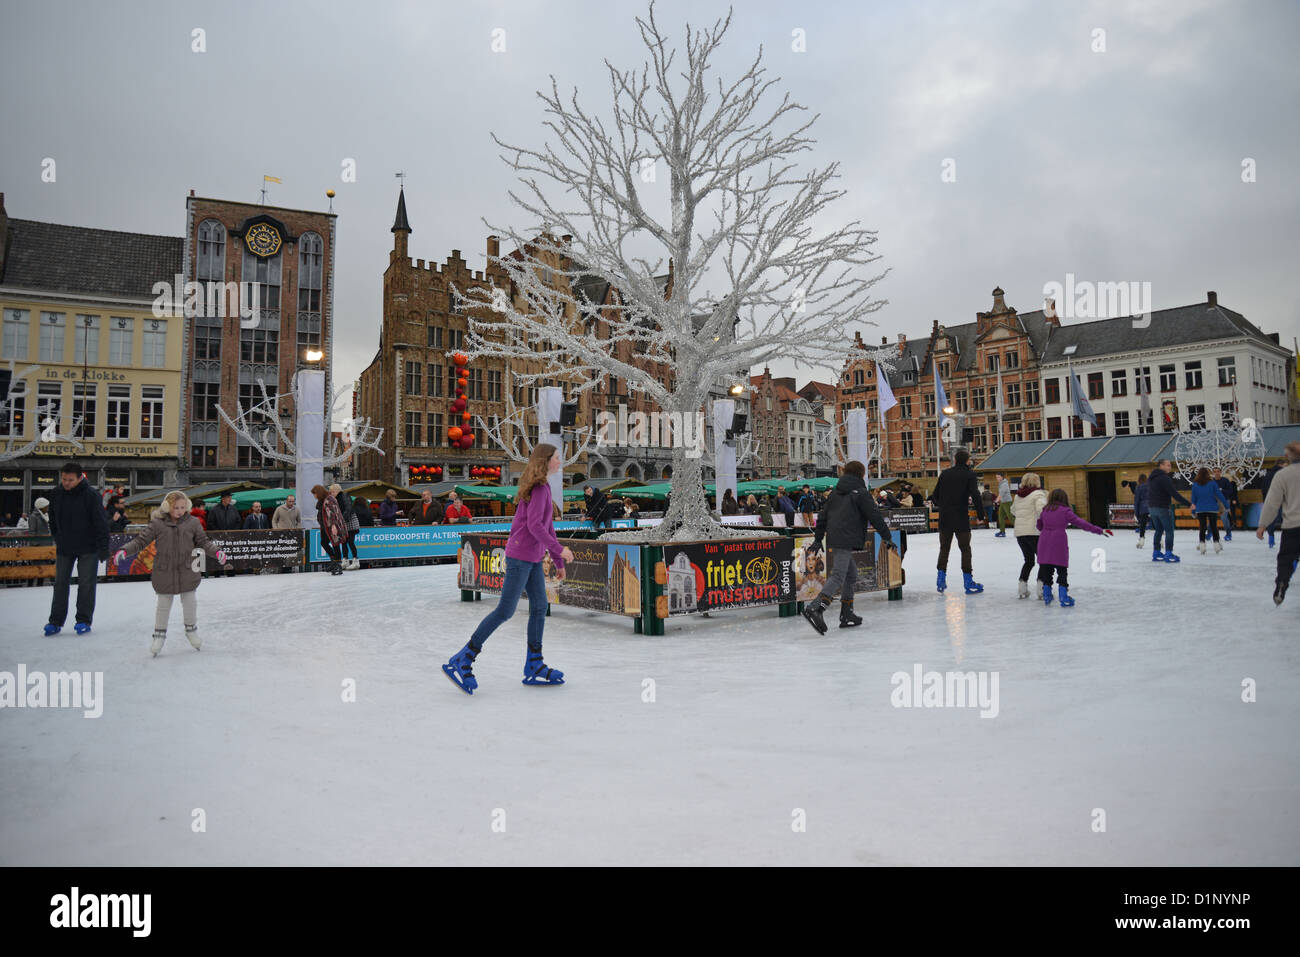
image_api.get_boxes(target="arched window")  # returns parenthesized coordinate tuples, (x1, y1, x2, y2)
(298, 232, 323, 311)
(197, 220, 225, 282)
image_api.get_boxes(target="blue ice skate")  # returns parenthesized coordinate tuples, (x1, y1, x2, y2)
(1041, 583, 1053, 605)
(442, 645, 478, 695)
(522, 649, 564, 686)
(936, 570, 947, 593)
(963, 572, 983, 594)
(1057, 585, 1075, 607)
(1151, 549, 1164, 562)
(74, 623, 91, 635)
(1162, 552, 1181, 563)
(43, 623, 61, 636)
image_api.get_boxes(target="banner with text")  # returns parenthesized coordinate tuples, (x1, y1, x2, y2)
(310, 519, 635, 563)
(661, 537, 795, 615)
(457, 534, 642, 617)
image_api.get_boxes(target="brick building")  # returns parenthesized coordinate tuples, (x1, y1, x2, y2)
(181, 192, 337, 483)
(748, 367, 788, 478)
(353, 189, 509, 486)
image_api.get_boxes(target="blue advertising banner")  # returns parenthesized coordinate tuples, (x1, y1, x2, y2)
(306, 519, 635, 563)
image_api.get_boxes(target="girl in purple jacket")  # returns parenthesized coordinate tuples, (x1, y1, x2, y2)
(1035, 489, 1113, 607)
(443, 444, 574, 694)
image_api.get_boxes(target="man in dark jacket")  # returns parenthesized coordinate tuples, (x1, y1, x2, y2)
(45, 462, 110, 635)
(1147, 459, 1191, 562)
(242, 501, 270, 529)
(584, 486, 612, 529)
(800, 461, 896, 634)
(105, 495, 129, 532)
(206, 493, 243, 531)
(409, 490, 441, 525)
(932, 448, 983, 593)
(775, 486, 797, 527)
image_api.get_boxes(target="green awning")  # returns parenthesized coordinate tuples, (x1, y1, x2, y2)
(454, 484, 593, 503)
(224, 488, 294, 509)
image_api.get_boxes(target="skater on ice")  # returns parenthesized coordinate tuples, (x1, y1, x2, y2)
(443, 444, 573, 694)
(1010, 472, 1047, 599)
(1256, 441, 1300, 605)
(932, 448, 984, 593)
(44, 462, 110, 636)
(800, 460, 896, 635)
(1190, 468, 1230, 555)
(1146, 459, 1190, 563)
(1132, 473, 1150, 549)
(1035, 489, 1112, 607)
(312, 484, 347, 576)
(113, 490, 231, 656)
(1212, 467, 1238, 541)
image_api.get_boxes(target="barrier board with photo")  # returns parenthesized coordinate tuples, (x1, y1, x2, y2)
(457, 533, 642, 617)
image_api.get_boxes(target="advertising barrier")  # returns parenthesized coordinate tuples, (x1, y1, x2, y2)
(1107, 504, 1137, 528)
(660, 537, 795, 615)
(107, 529, 304, 576)
(458, 533, 642, 617)
(310, 518, 635, 563)
(881, 508, 929, 533)
(793, 531, 903, 600)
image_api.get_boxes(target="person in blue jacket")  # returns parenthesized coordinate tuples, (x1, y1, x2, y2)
(1190, 467, 1229, 554)
(1132, 474, 1150, 549)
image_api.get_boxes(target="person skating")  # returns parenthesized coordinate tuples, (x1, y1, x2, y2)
(444, 443, 573, 694)
(1261, 458, 1286, 548)
(1132, 474, 1150, 548)
(932, 448, 984, 593)
(1190, 468, 1230, 555)
(1256, 441, 1300, 605)
(27, 496, 51, 536)
(1146, 459, 1190, 562)
(44, 462, 110, 636)
(1212, 467, 1238, 541)
(1035, 489, 1112, 606)
(800, 461, 896, 634)
(1010, 472, 1047, 599)
(114, 491, 231, 656)
(312, 484, 346, 575)
(330, 484, 361, 569)
(994, 473, 1013, 537)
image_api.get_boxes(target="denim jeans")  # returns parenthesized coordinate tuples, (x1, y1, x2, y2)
(469, 556, 548, 653)
(1149, 507, 1174, 552)
(50, 553, 99, 626)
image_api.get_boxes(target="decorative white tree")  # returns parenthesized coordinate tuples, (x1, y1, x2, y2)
(1172, 411, 1265, 485)
(0, 360, 84, 463)
(472, 392, 600, 476)
(458, 3, 886, 541)
(216, 378, 384, 472)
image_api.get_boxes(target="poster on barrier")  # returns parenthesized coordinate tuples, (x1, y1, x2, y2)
(661, 537, 794, 615)
(309, 518, 635, 563)
(793, 531, 902, 596)
(882, 508, 929, 533)
(106, 529, 302, 576)
(458, 533, 642, 617)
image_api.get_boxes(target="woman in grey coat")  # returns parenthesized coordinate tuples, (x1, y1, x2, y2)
(115, 490, 232, 657)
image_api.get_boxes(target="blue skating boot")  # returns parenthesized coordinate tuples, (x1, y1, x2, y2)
(1224, 529, 1232, 542)
(1162, 552, 1180, 563)
(936, 570, 947, 593)
(963, 573, 983, 594)
(1057, 585, 1075, 607)
(43, 623, 61, 636)
(442, 644, 479, 695)
(522, 647, 564, 686)
(1151, 549, 1164, 562)
(1041, 583, 1053, 604)
(74, 622, 91, 635)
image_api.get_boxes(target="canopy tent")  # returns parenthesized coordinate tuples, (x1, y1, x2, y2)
(122, 481, 267, 510)
(409, 481, 482, 498)
(225, 487, 294, 510)
(611, 475, 897, 503)
(455, 484, 593, 503)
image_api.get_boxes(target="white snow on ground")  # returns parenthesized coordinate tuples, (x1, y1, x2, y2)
(1, 528, 1296, 866)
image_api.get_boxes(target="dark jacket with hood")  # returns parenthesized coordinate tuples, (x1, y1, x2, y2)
(931, 464, 982, 533)
(813, 473, 893, 550)
(1146, 469, 1190, 510)
(48, 478, 110, 558)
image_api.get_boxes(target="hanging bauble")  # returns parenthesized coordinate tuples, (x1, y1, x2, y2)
(448, 426, 463, 442)
(461, 411, 471, 422)
(458, 436, 472, 450)
(462, 432, 475, 447)
(451, 397, 466, 413)
(452, 353, 468, 367)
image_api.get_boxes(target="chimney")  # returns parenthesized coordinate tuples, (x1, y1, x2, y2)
(1043, 297, 1060, 327)
(898, 333, 907, 356)
(487, 235, 499, 260)
(991, 286, 1007, 313)
(189, 188, 195, 197)
(561, 234, 572, 245)
(1207, 290, 1217, 307)
(881, 336, 888, 346)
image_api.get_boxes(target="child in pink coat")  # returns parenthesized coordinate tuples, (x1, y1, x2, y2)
(1035, 489, 1113, 606)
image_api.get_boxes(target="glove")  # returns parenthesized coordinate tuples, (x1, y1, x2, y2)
(806, 540, 823, 553)
(1103, 530, 1114, 537)
(215, 550, 229, 564)
(113, 549, 126, 564)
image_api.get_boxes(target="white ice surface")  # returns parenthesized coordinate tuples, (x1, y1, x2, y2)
(1, 529, 1296, 866)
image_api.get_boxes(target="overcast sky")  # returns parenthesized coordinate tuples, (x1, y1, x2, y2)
(4, 0, 1298, 402)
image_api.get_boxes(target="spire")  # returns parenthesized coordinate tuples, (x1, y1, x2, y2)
(392, 187, 411, 234)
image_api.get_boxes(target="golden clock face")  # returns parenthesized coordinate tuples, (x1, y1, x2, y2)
(245, 222, 282, 258)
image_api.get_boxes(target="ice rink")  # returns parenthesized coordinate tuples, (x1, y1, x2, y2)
(2, 527, 1296, 866)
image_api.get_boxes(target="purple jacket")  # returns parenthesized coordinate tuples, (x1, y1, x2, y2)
(505, 483, 566, 570)
(1035, 505, 1104, 566)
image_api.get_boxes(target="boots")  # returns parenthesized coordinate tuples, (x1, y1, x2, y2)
(1275, 580, 1289, 606)
(1018, 580, 1029, 600)
(801, 595, 830, 635)
(936, 570, 947, 593)
(1152, 549, 1165, 562)
(329, 560, 342, 576)
(1136, 535, 1145, 549)
(1041, 583, 1053, 604)
(185, 624, 201, 650)
(523, 647, 565, 685)
(963, 572, 983, 594)
(443, 644, 479, 694)
(151, 630, 166, 657)
(1268, 531, 1275, 548)
(1057, 585, 1075, 607)
(1197, 542, 1206, 555)
(838, 600, 862, 628)
(350, 558, 361, 570)
(1214, 541, 1223, 554)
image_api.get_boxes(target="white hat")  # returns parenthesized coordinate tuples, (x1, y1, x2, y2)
(34, 497, 49, 509)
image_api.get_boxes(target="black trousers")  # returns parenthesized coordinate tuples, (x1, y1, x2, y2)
(1038, 563, 1069, 587)
(50, 553, 99, 625)
(1278, 528, 1300, 584)
(1197, 513, 1220, 543)
(1136, 514, 1149, 535)
(323, 540, 341, 564)
(937, 529, 972, 574)
(1016, 535, 1038, 582)
(342, 530, 359, 559)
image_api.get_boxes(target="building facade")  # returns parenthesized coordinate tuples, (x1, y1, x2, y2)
(180, 192, 337, 485)
(0, 193, 184, 518)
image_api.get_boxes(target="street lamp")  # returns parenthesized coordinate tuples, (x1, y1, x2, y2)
(305, 349, 324, 364)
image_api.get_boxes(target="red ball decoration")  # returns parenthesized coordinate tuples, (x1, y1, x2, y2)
(461, 432, 475, 447)
(451, 398, 466, 413)
(448, 426, 463, 442)
(461, 411, 471, 422)
(452, 353, 468, 367)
